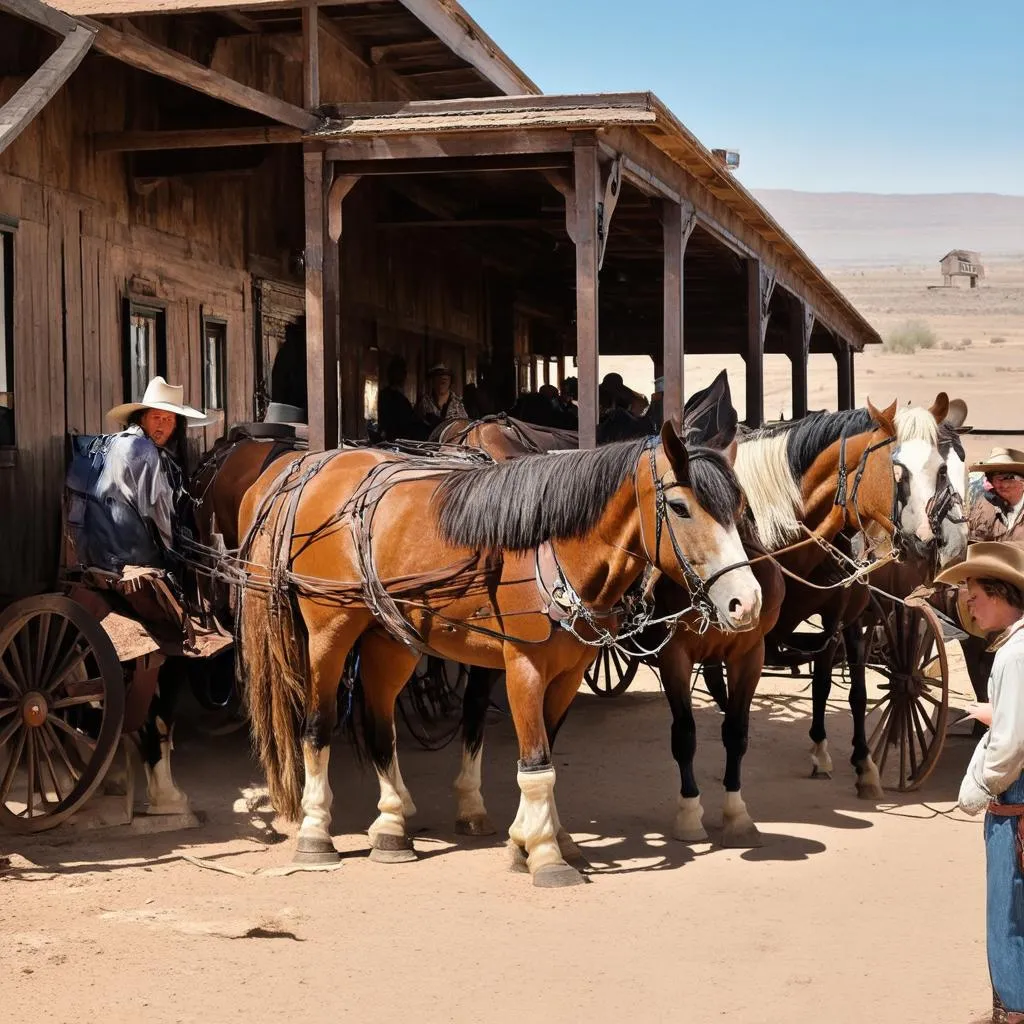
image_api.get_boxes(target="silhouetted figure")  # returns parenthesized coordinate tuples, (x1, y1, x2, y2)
(378, 357, 428, 441)
(270, 317, 307, 420)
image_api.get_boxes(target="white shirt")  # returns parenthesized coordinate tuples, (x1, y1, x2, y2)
(959, 616, 1024, 814)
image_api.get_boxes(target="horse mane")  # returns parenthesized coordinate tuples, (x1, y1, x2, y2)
(432, 439, 741, 553)
(893, 404, 939, 446)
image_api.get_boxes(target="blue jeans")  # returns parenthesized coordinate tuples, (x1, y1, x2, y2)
(986, 772, 1024, 1013)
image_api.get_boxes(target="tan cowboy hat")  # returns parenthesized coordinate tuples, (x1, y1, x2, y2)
(968, 446, 1024, 476)
(106, 376, 207, 428)
(935, 541, 1024, 637)
(427, 363, 452, 378)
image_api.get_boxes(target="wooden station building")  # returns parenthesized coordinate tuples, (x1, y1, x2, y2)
(0, 0, 881, 597)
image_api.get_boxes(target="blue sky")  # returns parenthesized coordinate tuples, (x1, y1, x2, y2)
(465, 0, 1024, 195)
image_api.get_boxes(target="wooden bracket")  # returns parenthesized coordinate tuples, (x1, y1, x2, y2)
(802, 303, 815, 353)
(597, 157, 621, 269)
(760, 265, 776, 328)
(542, 169, 576, 243)
(327, 173, 360, 243)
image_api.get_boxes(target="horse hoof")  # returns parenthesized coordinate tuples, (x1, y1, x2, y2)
(507, 839, 529, 873)
(455, 815, 497, 837)
(292, 836, 340, 865)
(721, 822, 763, 849)
(809, 768, 832, 781)
(532, 863, 586, 888)
(369, 834, 416, 864)
(856, 783, 885, 802)
(145, 799, 192, 816)
(672, 822, 709, 843)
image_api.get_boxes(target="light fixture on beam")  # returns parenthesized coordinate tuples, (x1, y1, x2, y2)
(711, 149, 741, 171)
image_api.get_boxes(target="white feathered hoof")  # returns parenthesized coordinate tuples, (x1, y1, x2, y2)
(455, 814, 497, 837)
(507, 839, 529, 873)
(369, 832, 417, 864)
(721, 818, 763, 849)
(533, 863, 586, 888)
(292, 835, 341, 865)
(556, 829, 586, 865)
(809, 741, 834, 780)
(855, 760, 885, 801)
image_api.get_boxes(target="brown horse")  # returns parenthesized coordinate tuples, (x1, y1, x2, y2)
(237, 423, 762, 886)
(739, 396, 966, 797)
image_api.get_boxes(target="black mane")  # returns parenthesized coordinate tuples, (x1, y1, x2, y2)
(432, 439, 742, 553)
(744, 408, 875, 479)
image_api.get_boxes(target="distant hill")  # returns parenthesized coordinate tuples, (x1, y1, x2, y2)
(753, 190, 1024, 267)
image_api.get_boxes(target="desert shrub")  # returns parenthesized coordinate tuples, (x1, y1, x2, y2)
(884, 320, 938, 354)
(991, 336, 1008, 344)
(962, 338, 972, 346)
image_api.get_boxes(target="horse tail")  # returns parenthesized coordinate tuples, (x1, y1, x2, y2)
(236, 498, 307, 822)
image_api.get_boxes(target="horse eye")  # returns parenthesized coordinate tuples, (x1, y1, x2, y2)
(667, 497, 691, 519)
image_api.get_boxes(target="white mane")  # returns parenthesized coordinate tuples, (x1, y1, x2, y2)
(733, 433, 804, 550)
(894, 405, 939, 445)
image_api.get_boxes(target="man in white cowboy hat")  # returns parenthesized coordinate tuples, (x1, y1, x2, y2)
(969, 448, 1024, 544)
(935, 542, 1024, 1023)
(75, 376, 207, 573)
(416, 362, 467, 430)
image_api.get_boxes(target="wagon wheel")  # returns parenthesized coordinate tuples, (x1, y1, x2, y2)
(0, 595, 124, 833)
(862, 592, 949, 792)
(583, 646, 640, 697)
(397, 656, 467, 751)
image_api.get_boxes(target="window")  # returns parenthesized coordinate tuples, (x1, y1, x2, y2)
(0, 227, 13, 447)
(123, 303, 166, 403)
(202, 317, 227, 411)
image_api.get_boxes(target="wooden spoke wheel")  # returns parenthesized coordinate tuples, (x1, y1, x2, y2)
(398, 656, 467, 751)
(0, 595, 124, 833)
(862, 593, 949, 792)
(583, 646, 640, 698)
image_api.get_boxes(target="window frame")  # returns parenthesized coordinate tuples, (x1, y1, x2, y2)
(0, 221, 16, 461)
(200, 313, 228, 413)
(122, 299, 167, 405)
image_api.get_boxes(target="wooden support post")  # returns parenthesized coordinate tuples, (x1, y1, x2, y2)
(745, 259, 774, 427)
(302, 5, 319, 110)
(662, 198, 695, 429)
(304, 148, 332, 451)
(837, 340, 855, 410)
(789, 300, 812, 420)
(573, 139, 600, 449)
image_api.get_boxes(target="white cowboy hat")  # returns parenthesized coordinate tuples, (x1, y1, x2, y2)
(106, 376, 208, 428)
(968, 447, 1024, 476)
(935, 541, 1024, 637)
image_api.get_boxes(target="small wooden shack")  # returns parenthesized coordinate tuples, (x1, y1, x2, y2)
(940, 249, 984, 288)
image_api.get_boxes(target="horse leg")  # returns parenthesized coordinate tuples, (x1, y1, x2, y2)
(843, 624, 884, 800)
(702, 659, 729, 714)
(808, 633, 841, 778)
(505, 650, 584, 887)
(358, 632, 420, 864)
(454, 666, 496, 837)
(720, 646, 764, 848)
(658, 643, 705, 842)
(141, 656, 190, 815)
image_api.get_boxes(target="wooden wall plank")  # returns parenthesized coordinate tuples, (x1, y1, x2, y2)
(62, 202, 85, 434)
(80, 234, 102, 434)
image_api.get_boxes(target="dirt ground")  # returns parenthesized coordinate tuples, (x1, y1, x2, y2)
(1, 655, 996, 1024)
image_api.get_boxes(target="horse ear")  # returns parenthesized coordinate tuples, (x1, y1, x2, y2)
(660, 420, 690, 482)
(929, 392, 950, 424)
(945, 397, 969, 431)
(866, 397, 898, 437)
(723, 438, 739, 467)
(682, 369, 737, 451)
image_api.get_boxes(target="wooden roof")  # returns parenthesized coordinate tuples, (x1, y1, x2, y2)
(312, 93, 883, 350)
(44, 0, 539, 99)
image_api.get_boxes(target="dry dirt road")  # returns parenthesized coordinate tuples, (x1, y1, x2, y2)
(1, 660, 995, 1024)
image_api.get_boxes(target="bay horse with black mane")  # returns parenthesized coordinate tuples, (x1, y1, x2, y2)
(236, 423, 761, 886)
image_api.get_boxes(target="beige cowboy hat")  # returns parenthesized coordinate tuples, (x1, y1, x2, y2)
(935, 541, 1024, 637)
(427, 363, 453, 378)
(969, 446, 1024, 476)
(106, 376, 208, 428)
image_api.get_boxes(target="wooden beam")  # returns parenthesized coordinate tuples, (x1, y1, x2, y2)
(325, 153, 572, 177)
(574, 139, 600, 449)
(88, 20, 318, 131)
(392, 0, 539, 96)
(745, 258, 773, 427)
(370, 39, 447, 65)
(326, 174, 360, 243)
(789, 299, 812, 419)
(302, 5, 319, 110)
(322, 130, 574, 163)
(304, 149, 327, 451)
(376, 217, 555, 230)
(0, 24, 93, 158)
(2, 0, 78, 37)
(94, 126, 300, 151)
(837, 341, 854, 411)
(662, 198, 696, 430)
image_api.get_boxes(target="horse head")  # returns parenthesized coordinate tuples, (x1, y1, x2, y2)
(890, 392, 969, 567)
(654, 421, 761, 632)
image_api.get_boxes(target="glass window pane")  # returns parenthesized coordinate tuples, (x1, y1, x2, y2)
(203, 321, 226, 410)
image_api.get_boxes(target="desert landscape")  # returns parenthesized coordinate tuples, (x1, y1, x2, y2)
(604, 191, 1024, 463)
